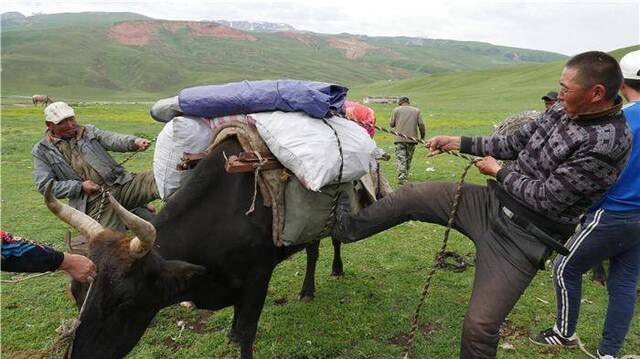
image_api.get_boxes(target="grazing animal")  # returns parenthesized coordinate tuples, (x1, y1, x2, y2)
(47, 139, 348, 359)
(32, 94, 53, 106)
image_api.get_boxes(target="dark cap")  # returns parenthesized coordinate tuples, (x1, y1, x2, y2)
(541, 91, 558, 101)
(398, 96, 410, 105)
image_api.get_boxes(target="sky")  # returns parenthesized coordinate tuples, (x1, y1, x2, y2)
(3, 0, 639, 55)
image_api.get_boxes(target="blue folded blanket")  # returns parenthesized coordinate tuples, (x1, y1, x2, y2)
(179, 80, 348, 119)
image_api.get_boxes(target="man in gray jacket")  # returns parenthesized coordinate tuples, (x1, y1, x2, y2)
(390, 96, 425, 184)
(32, 102, 159, 231)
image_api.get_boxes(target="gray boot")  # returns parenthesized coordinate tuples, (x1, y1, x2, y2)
(331, 192, 358, 243)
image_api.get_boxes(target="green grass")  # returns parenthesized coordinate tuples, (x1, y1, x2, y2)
(2, 44, 639, 358)
(2, 100, 638, 358)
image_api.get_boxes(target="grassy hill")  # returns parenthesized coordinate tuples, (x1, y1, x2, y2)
(350, 45, 640, 116)
(1, 12, 565, 102)
(2, 45, 639, 359)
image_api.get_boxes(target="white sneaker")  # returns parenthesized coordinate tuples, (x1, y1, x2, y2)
(179, 301, 195, 309)
(597, 350, 617, 359)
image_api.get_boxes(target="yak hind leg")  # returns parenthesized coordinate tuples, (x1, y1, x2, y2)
(591, 261, 607, 286)
(299, 240, 320, 302)
(231, 267, 272, 359)
(330, 238, 344, 276)
(227, 306, 241, 344)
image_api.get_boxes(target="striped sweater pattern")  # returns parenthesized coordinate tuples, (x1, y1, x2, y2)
(461, 101, 631, 224)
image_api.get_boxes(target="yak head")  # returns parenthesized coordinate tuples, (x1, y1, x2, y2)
(44, 182, 206, 358)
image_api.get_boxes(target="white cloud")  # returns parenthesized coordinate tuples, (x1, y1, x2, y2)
(3, 0, 638, 55)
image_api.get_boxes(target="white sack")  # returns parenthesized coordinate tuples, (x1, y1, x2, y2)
(150, 95, 182, 123)
(254, 111, 377, 191)
(153, 116, 214, 199)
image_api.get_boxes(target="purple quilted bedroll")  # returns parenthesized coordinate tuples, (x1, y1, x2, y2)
(179, 79, 348, 119)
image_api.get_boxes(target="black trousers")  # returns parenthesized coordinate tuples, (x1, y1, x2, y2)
(342, 181, 550, 358)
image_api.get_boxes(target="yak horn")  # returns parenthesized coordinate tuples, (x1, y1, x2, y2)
(44, 180, 104, 240)
(107, 193, 156, 258)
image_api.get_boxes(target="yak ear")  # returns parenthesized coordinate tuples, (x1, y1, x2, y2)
(158, 260, 207, 301)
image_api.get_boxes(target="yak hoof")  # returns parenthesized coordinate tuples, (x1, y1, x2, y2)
(226, 330, 240, 345)
(179, 301, 195, 309)
(591, 274, 607, 287)
(299, 295, 314, 303)
(330, 270, 344, 277)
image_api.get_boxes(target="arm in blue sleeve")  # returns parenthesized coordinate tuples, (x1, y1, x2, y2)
(1, 231, 64, 273)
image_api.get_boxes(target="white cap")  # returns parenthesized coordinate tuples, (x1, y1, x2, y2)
(620, 50, 640, 80)
(44, 102, 75, 124)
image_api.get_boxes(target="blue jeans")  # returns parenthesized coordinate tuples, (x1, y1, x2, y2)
(553, 208, 640, 356)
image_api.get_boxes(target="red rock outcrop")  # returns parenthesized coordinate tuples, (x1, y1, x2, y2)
(109, 20, 257, 46)
(327, 37, 377, 59)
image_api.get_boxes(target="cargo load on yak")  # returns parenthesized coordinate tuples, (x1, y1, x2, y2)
(150, 79, 348, 122)
(151, 80, 391, 246)
(344, 100, 376, 138)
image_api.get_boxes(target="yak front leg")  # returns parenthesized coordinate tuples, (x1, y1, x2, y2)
(299, 240, 320, 302)
(233, 267, 272, 359)
(330, 238, 344, 276)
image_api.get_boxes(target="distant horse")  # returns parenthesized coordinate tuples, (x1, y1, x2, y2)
(32, 95, 53, 106)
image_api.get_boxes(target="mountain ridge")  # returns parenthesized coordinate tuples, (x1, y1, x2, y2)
(1, 11, 567, 100)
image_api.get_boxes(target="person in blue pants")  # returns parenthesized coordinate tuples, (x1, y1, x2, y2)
(530, 49, 640, 359)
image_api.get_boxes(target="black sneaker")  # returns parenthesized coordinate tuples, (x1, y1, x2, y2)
(529, 327, 578, 348)
(330, 192, 355, 243)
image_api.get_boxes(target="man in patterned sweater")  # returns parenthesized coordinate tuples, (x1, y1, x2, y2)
(530, 49, 640, 359)
(331, 51, 631, 358)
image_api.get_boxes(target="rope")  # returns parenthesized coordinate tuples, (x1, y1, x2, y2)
(93, 187, 110, 223)
(90, 137, 156, 223)
(246, 151, 268, 215)
(577, 337, 597, 359)
(49, 139, 153, 356)
(327, 111, 482, 357)
(331, 111, 475, 163)
(402, 158, 478, 359)
(321, 118, 345, 184)
(321, 117, 347, 236)
(345, 111, 632, 358)
(1, 271, 55, 283)
(116, 138, 156, 166)
(575, 336, 640, 359)
(435, 251, 473, 272)
(51, 281, 94, 359)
